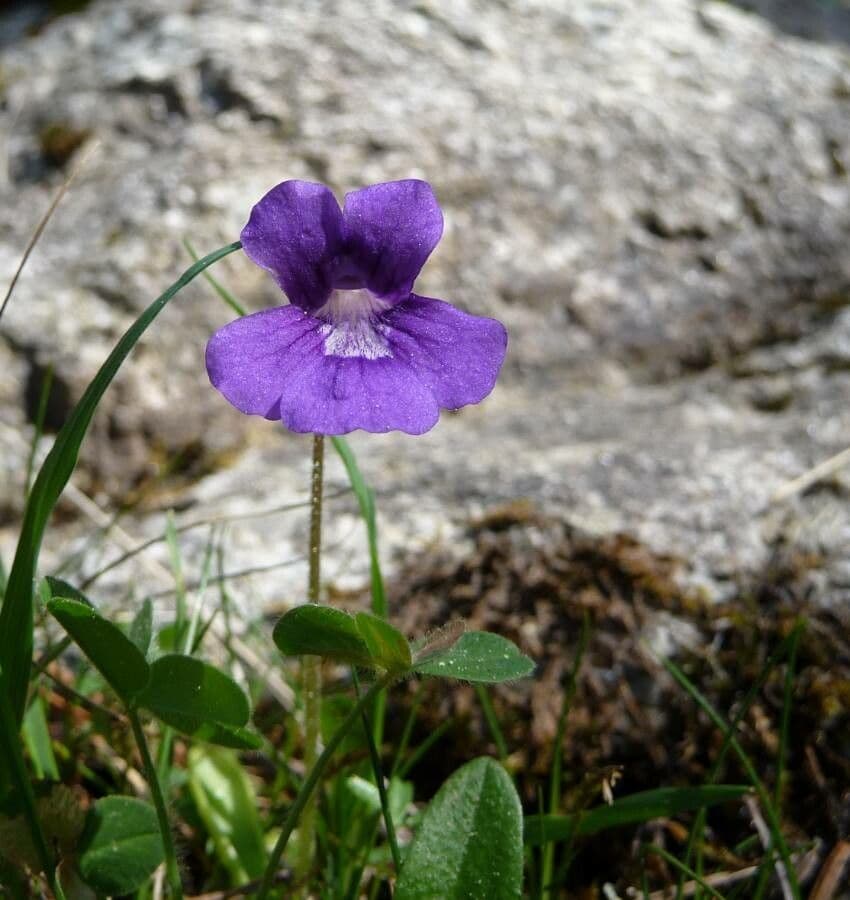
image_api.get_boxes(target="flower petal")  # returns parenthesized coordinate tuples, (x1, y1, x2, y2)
(206, 305, 322, 419)
(240, 180, 344, 311)
(383, 294, 508, 409)
(342, 180, 443, 301)
(279, 355, 440, 435)
(206, 305, 440, 434)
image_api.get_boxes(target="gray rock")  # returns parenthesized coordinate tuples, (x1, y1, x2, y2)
(0, 0, 849, 615)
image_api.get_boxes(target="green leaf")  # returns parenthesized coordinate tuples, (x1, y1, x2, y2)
(129, 598, 153, 656)
(22, 696, 59, 781)
(524, 785, 751, 846)
(78, 796, 164, 895)
(273, 605, 374, 668)
(47, 596, 151, 702)
(44, 577, 89, 607)
(346, 774, 413, 824)
(187, 746, 267, 883)
(413, 632, 534, 684)
(0, 241, 241, 730)
(396, 757, 522, 900)
(137, 654, 251, 744)
(355, 612, 411, 672)
(331, 437, 386, 617)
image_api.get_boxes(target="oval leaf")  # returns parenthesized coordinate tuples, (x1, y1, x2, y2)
(273, 606, 373, 667)
(78, 796, 164, 895)
(137, 655, 250, 741)
(396, 757, 522, 900)
(413, 632, 534, 684)
(47, 596, 150, 701)
(355, 612, 411, 672)
(525, 785, 751, 845)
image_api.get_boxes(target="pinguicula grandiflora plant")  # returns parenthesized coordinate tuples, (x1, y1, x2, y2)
(0, 173, 784, 900)
(0, 177, 538, 900)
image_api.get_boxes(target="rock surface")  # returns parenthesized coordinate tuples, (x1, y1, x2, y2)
(1, 0, 849, 618)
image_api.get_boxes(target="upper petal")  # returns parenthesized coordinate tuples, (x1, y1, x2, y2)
(240, 180, 344, 312)
(383, 294, 508, 409)
(342, 180, 443, 302)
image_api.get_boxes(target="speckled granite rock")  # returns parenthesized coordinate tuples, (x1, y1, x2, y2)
(0, 0, 849, 616)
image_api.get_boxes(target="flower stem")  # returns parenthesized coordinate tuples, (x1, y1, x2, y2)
(128, 709, 183, 899)
(258, 673, 396, 900)
(294, 434, 325, 887)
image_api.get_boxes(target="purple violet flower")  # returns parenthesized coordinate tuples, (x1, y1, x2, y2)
(206, 179, 507, 435)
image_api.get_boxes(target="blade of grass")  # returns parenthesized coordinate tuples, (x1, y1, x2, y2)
(542, 611, 590, 897)
(642, 844, 727, 900)
(352, 671, 401, 874)
(128, 708, 183, 899)
(22, 694, 59, 780)
(397, 718, 453, 779)
(256, 673, 396, 900)
(330, 436, 388, 752)
(659, 654, 800, 900)
(329, 437, 386, 619)
(476, 684, 508, 761)
(0, 143, 93, 324)
(24, 364, 53, 501)
(165, 511, 188, 634)
(0, 240, 241, 733)
(390, 680, 425, 777)
(184, 238, 246, 317)
(677, 624, 804, 900)
(0, 666, 55, 892)
(775, 623, 802, 813)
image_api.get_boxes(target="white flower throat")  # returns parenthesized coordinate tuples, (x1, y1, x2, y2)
(318, 288, 393, 360)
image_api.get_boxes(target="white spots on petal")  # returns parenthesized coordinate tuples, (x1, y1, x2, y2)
(318, 288, 393, 360)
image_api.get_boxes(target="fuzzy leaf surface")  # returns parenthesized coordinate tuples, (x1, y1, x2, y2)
(413, 632, 534, 683)
(396, 757, 522, 900)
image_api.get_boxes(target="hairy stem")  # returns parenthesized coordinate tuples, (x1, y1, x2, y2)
(128, 709, 183, 899)
(294, 434, 325, 888)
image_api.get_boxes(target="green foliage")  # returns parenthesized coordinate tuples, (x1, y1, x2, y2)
(273, 605, 375, 668)
(78, 797, 164, 895)
(22, 697, 59, 781)
(187, 747, 267, 883)
(130, 597, 154, 656)
(525, 785, 750, 845)
(136, 655, 260, 749)
(396, 757, 523, 900)
(355, 611, 412, 672)
(0, 241, 241, 732)
(274, 606, 533, 686)
(413, 631, 535, 683)
(331, 437, 386, 617)
(46, 596, 151, 702)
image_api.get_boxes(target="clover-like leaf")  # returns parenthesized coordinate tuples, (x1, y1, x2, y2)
(355, 611, 411, 672)
(78, 797, 164, 895)
(412, 632, 534, 684)
(273, 606, 374, 668)
(47, 595, 150, 701)
(136, 655, 257, 747)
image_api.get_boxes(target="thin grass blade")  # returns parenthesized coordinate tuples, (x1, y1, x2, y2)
(0, 241, 241, 733)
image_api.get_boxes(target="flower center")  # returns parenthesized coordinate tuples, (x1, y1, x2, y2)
(317, 289, 393, 360)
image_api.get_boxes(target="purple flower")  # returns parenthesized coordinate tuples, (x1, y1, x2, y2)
(206, 180, 507, 435)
